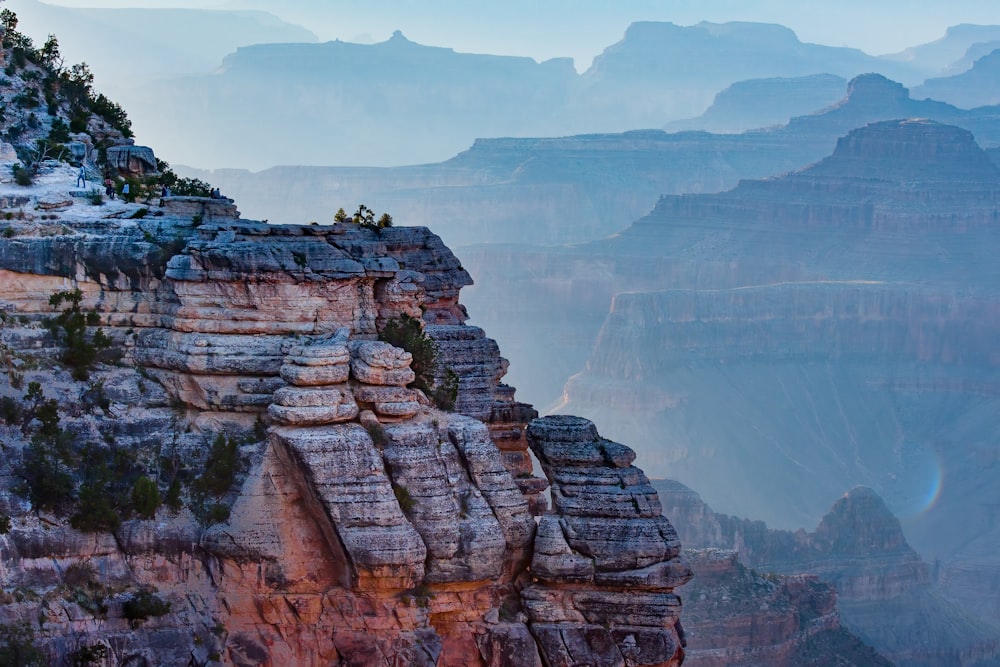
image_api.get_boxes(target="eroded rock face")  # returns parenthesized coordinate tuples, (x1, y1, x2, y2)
(524, 416, 692, 667)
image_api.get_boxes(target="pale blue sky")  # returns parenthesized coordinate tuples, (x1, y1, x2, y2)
(39, 0, 1000, 70)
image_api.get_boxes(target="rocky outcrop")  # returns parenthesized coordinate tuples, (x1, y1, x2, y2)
(0, 160, 695, 665)
(523, 416, 691, 667)
(106, 145, 159, 176)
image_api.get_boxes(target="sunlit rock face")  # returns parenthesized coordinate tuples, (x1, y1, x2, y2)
(0, 173, 694, 667)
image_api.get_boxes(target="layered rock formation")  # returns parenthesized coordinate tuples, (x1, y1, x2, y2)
(523, 416, 692, 666)
(0, 167, 692, 666)
(458, 119, 1000, 655)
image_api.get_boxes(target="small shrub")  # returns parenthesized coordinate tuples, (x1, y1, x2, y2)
(19, 440, 75, 512)
(130, 477, 160, 519)
(164, 478, 182, 511)
(122, 588, 170, 623)
(86, 189, 103, 206)
(206, 503, 230, 524)
(48, 117, 70, 143)
(393, 483, 415, 513)
(194, 434, 239, 496)
(365, 422, 386, 448)
(12, 165, 32, 186)
(0, 396, 20, 424)
(63, 561, 97, 588)
(46, 289, 111, 381)
(3, 226, 14, 237)
(0, 514, 10, 534)
(70, 482, 121, 532)
(0, 622, 46, 666)
(379, 314, 437, 394)
(410, 583, 433, 608)
(71, 643, 108, 666)
(430, 368, 459, 412)
(128, 208, 148, 219)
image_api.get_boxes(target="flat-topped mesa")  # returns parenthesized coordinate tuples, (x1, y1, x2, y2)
(523, 416, 692, 667)
(842, 73, 910, 108)
(633, 119, 1000, 249)
(813, 118, 1000, 181)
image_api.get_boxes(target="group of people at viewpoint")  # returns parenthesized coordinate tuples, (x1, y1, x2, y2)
(76, 166, 127, 200)
(76, 166, 223, 202)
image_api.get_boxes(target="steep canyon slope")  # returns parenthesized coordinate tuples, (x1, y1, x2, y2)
(0, 183, 697, 664)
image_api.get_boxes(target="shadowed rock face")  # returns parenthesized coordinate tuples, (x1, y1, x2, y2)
(524, 416, 692, 667)
(680, 549, 894, 667)
(659, 482, 1000, 666)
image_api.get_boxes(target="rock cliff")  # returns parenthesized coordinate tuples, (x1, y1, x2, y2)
(680, 550, 892, 667)
(0, 167, 692, 665)
(664, 74, 847, 134)
(913, 47, 1000, 109)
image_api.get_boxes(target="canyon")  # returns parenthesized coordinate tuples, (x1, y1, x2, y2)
(460, 118, 1000, 655)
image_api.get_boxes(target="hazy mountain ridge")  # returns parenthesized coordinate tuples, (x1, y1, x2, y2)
(912, 47, 1000, 108)
(882, 23, 1000, 72)
(103, 18, 993, 169)
(664, 74, 847, 133)
(579, 21, 923, 127)
(179, 74, 1000, 252)
(8, 0, 318, 78)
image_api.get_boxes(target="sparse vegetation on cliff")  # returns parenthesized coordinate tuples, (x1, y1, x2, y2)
(379, 314, 459, 410)
(346, 204, 393, 234)
(44, 289, 111, 381)
(189, 432, 249, 525)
